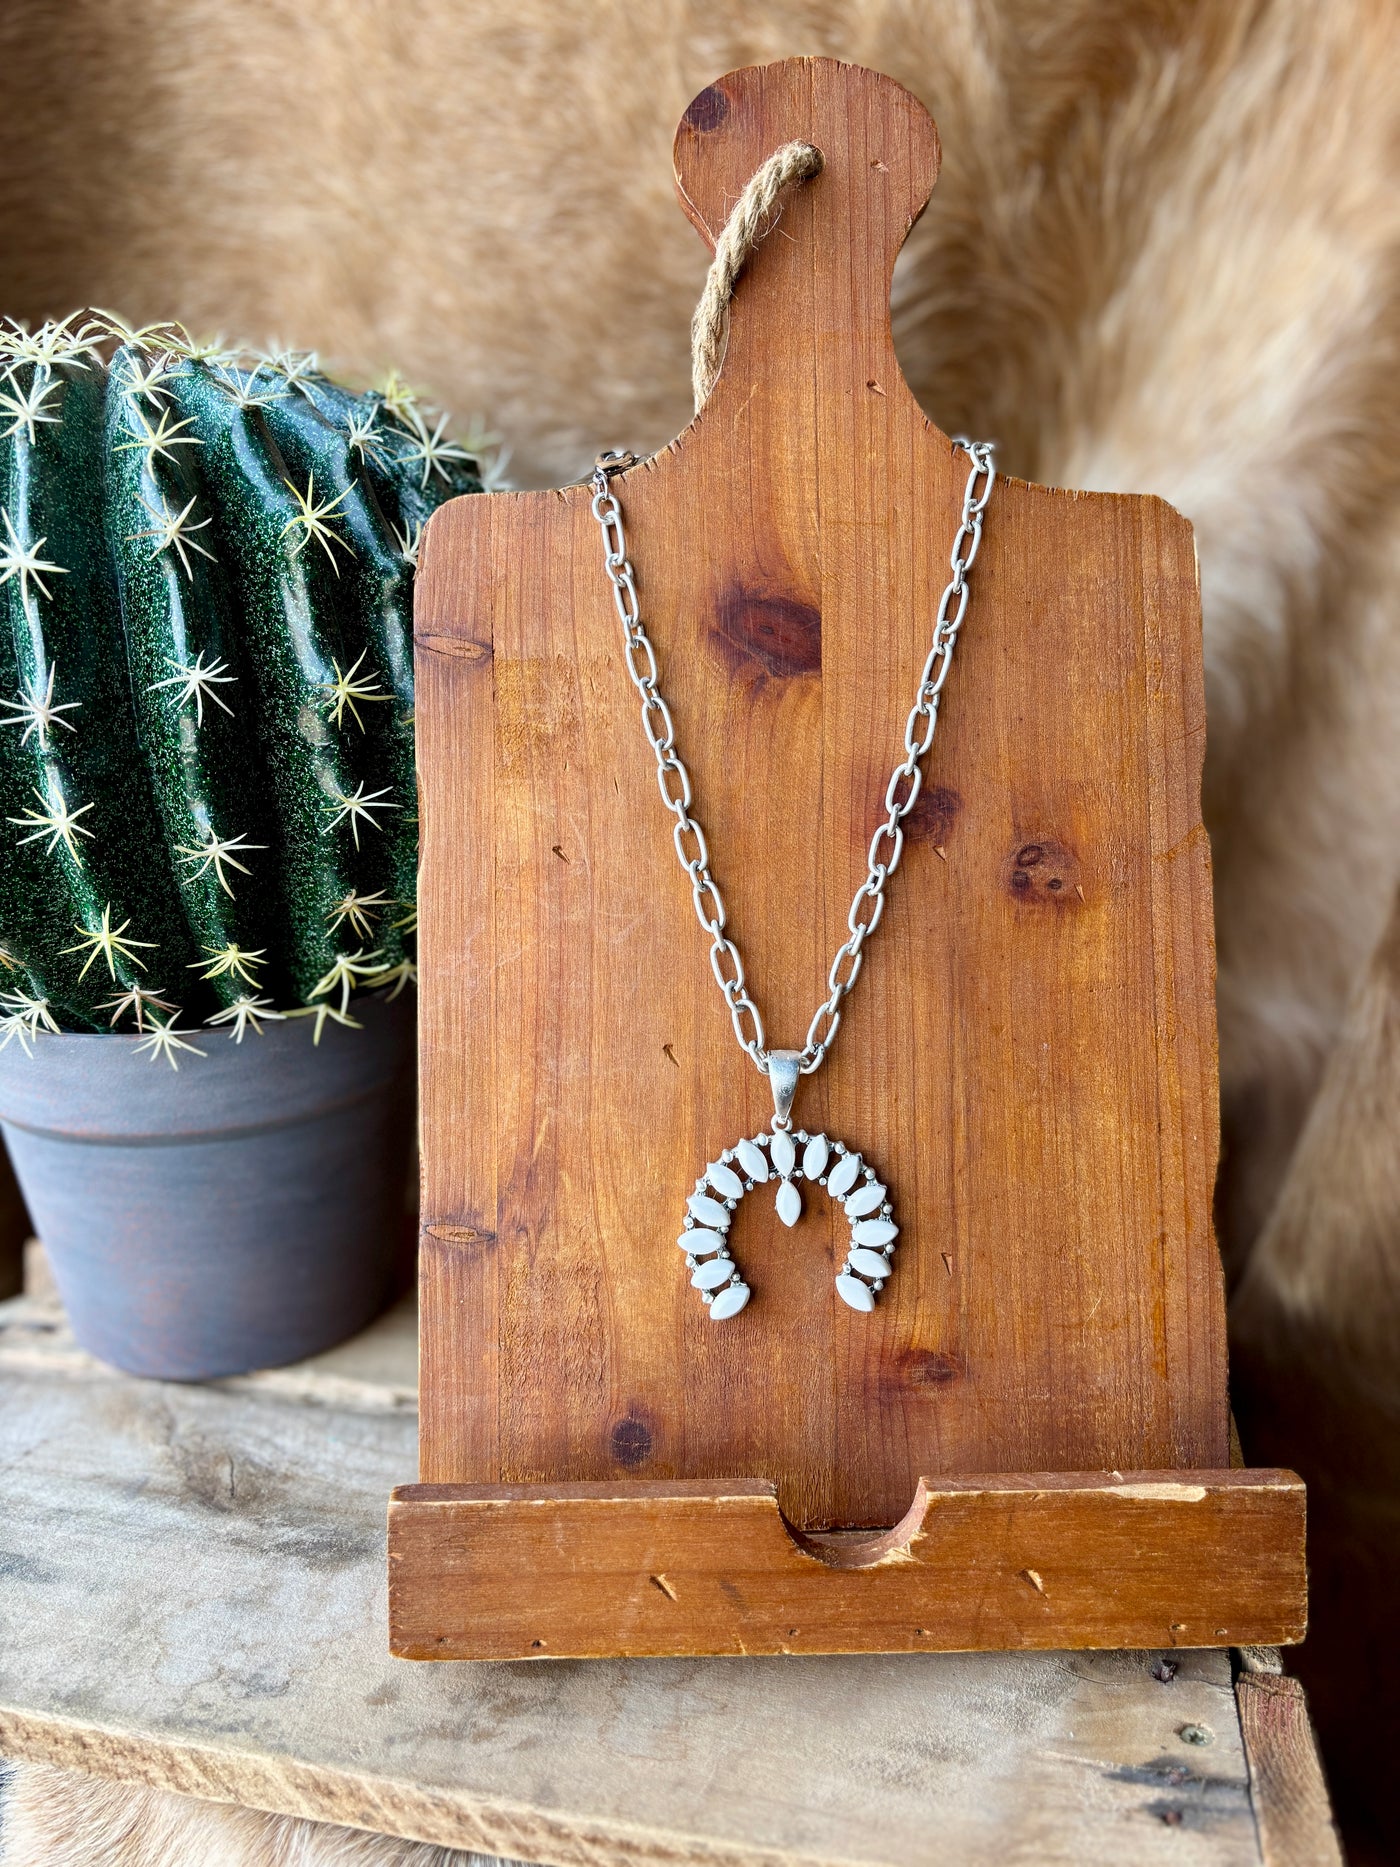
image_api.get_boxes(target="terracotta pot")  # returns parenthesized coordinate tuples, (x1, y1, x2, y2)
(0, 993, 414, 1379)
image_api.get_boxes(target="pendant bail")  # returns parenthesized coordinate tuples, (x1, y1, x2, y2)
(767, 1050, 801, 1130)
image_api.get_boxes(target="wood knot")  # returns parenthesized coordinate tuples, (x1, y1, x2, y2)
(610, 1414, 653, 1469)
(424, 1223, 498, 1256)
(414, 632, 492, 663)
(1007, 837, 1083, 907)
(711, 585, 821, 680)
(683, 84, 730, 133)
(898, 1347, 965, 1389)
(901, 784, 960, 847)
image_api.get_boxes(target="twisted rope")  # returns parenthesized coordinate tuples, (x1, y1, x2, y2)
(690, 140, 824, 411)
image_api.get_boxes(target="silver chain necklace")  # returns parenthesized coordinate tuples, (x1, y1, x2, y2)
(591, 440, 996, 1319)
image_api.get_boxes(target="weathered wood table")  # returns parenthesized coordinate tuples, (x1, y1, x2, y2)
(0, 1253, 1340, 1865)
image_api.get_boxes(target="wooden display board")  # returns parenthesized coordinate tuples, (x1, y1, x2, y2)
(390, 57, 1305, 1660)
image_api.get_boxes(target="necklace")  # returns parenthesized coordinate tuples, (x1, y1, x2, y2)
(590, 440, 995, 1319)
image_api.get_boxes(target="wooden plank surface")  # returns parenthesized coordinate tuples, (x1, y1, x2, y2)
(1237, 1675, 1344, 1867)
(388, 1470, 1305, 1661)
(0, 1276, 1279, 1865)
(414, 56, 1227, 1538)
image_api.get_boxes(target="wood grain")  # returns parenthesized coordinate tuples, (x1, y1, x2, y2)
(415, 57, 1227, 1540)
(1237, 1674, 1345, 1867)
(389, 1469, 1304, 1661)
(414, 566, 497, 1484)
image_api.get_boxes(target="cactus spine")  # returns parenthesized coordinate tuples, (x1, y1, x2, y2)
(0, 312, 481, 1057)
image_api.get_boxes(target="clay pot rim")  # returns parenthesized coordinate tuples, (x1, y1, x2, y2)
(0, 989, 415, 1142)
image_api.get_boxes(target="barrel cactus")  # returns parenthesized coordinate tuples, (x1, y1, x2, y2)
(0, 311, 482, 1060)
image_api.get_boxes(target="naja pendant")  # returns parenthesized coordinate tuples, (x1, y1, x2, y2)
(679, 1126, 899, 1320)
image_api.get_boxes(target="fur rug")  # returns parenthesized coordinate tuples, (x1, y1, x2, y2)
(3, 0, 1399, 1855)
(0, 1760, 493, 1867)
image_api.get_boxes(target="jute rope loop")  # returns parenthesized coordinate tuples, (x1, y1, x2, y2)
(690, 140, 824, 412)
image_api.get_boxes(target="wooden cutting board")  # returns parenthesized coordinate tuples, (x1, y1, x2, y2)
(394, 55, 1303, 1660)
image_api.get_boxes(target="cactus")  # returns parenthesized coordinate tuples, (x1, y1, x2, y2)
(0, 312, 481, 1058)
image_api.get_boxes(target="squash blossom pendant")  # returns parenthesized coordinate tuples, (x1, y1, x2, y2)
(592, 440, 995, 1327)
(678, 1052, 901, 1320)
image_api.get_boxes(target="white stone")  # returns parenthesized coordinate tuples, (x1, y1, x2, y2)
(735, 1138, 769, 1182)
(848, 1248, 893, 1281)
(835, 1273, 876, 1313)
(802, 1135, 829, 1181)
(692, 1258, 737, 1290)
(775, 1178, 802, 1227)
(687, 1193, 730, 1230)
(826, 1152, 862, 1199)
(705, 1161, 745, 1201)
(851, 1218, 898, 1248)
(681, 1229, 728, 1257)
(770, 1130, 796, 1177)
(845, 1182, 887, 1219)
(708, 1282, 751, 1321)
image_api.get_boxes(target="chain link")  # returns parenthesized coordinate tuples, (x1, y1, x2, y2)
(590, 440, 995, 1079)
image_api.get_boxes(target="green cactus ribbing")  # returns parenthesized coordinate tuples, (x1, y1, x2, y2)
(0, 314, 481, 1054)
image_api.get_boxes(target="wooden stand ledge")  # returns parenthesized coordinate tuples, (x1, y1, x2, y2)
(389, 1468, 1305, 1661)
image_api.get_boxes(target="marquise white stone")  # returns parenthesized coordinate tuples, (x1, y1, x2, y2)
(851, 1217, 898, 1248)
(848, 1247, 893, 1281)
(692, 1257, 737, 1290)
(826, 1152, 862, 1199)
(687, 1193, 730, 1230)
(681, 1228, 728, 1255)
(735, 1138, 769, 1182)
(845, 1182, 887, 1219)
(775, 1178, 802, 1227)
(709, 1282, 751, 1321)
(770, 1129, 796, 1177)
(835, 1273, 876, 1313)
(802, 1134, 830, 1181)
(706, 1161, 745, 1201)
